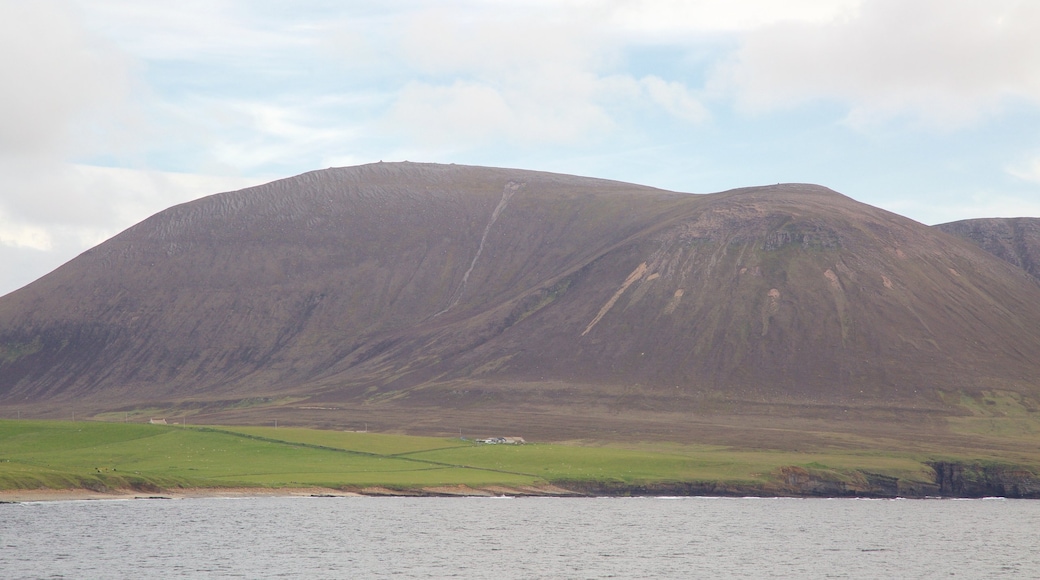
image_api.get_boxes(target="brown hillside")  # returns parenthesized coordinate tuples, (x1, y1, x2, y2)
(936, 218, 1040, 282)
(2, 162, 1040, 439)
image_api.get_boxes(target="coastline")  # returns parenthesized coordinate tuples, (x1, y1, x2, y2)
(0, 483, 583, 503)
(0, 487, 361, 503)
(2, 486, 1037, 503)
(5, 462, 1040, 502)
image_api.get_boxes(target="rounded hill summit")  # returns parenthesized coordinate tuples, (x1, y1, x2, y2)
(2, 163, 1040, 434)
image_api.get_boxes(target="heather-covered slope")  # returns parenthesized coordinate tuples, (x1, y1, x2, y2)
(936, 217, 1040, 282)
(0, 163, 690, 403)
(2, 163, 1040, 424)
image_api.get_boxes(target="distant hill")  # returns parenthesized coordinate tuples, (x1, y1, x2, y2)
(2, 162, 1040, 438)
(936, 218, 1040, 282)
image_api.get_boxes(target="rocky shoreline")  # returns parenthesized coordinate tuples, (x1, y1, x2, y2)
(5, 461, 1040, 502)
(559, 462, 1040, 499)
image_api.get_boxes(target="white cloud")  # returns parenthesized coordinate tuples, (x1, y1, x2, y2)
(70, 0, 313, 62)
(0, 162, 265, 295)
(638, 76, 709, 123)
(716, 0, 1040, 127)
(397, 7, 610, 76)
(0, 215, 53, 252)
(1007, 155, 1040, 185)
(609, 0, 863, 35)
(68, 164, 266, 226)
(5, 0, 1040, 294)
(379, 8, 610, 145)
(0, 162, 264, 234)
(377, 5, 709, 147)
(198, 99, 361, 171)
(387, 78, 616, 146)
(0, 0, 135, 157)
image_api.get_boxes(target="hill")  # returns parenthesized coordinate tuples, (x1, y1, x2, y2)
(2, 162, 1040, 448)
(936, 217, 1040, 282)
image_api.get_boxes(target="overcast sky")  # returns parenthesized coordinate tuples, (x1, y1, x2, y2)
(3, 0, 1040, 296)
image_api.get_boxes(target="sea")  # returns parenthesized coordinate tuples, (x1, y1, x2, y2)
(3, 496, 1039, 579)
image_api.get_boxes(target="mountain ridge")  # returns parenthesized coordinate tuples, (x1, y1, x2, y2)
(936, 217, 1040, 282)
(2, 162, 1040, 440)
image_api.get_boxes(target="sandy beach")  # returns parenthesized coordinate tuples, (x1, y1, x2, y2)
(0, 487, 361, 503)
(0, 483, 582, 502)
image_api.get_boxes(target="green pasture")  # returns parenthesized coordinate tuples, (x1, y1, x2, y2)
(0, 421, 539, 490)
(217, 428, 919, 486)
(222, 426, 753, 483)
(220, 426, 940, 485)
(222, 426, 472, 456)
(0, 419, 953, 493)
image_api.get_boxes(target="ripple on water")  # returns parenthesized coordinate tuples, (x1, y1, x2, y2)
(2, 496, 1039, 578)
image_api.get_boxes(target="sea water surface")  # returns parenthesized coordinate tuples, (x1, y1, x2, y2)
(3, 496, 1039, 578)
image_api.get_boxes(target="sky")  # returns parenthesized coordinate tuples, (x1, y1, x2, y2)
(3, 0, 1040, 296)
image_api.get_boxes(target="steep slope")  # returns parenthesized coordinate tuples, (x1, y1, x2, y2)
(0, 163, 690, 404)
(2, 163, 1040, 423)
(317, 181, 1040, 409)
(936, 218, 1040, 282)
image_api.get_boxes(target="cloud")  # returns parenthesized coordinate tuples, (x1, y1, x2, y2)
(0, 163, 264, 294)
(716, 0, 1040, 127)
(381, 8, 611, 145)
(0, 0, 135, 157)
(190, 98, 363, 171)
(1007, 155, 1040, 185)
(638, 76, 710, 123)
(70, 0, 313, 62)
(377, 6, 708, 147)
(0, 162, 264, 234)
(0, 244, 56, 298)
(0, 215, 52, 252)
(6, 0, 1039, 294)
(387, 78, 617, 147)
(608, 0, 863, 35)
(397, 8, 608, 77)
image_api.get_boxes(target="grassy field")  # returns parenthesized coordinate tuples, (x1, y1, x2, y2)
(0, 419, 984, 495)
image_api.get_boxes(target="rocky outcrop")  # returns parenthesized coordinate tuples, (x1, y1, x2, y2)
(552, 462, 1040, 498)
(937, 218, 1040, 282)
(930, 461, 1040, 498)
